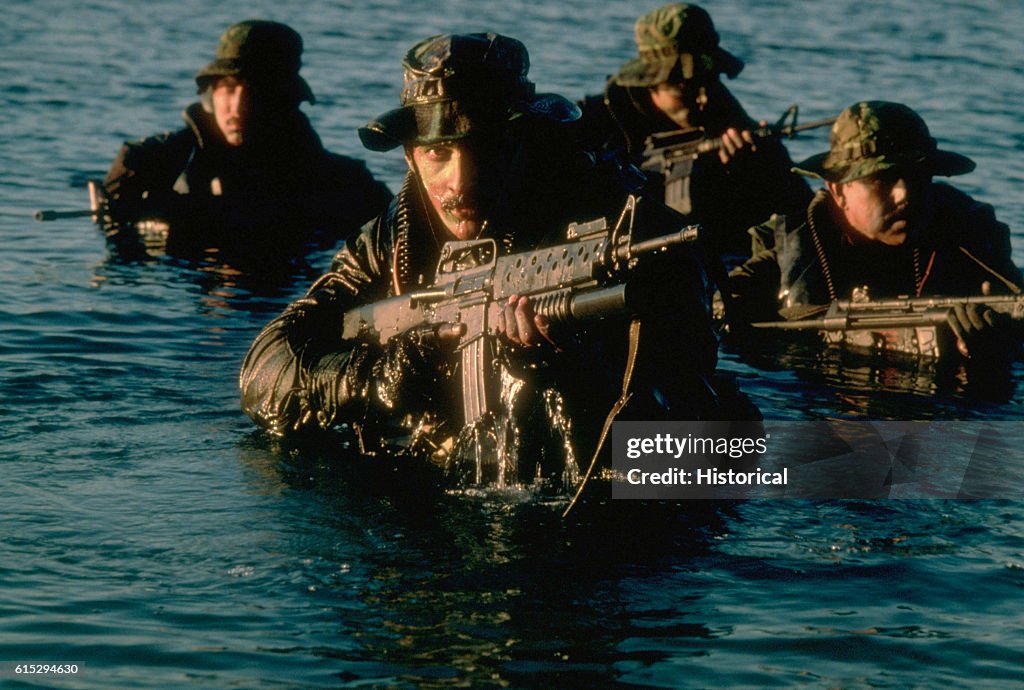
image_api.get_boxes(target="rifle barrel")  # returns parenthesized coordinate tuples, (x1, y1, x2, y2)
(781, 116, 837, 136)
(751, 294, 1024, 331)
(34, 209, 96, 221)
(645, 115, 836, 165)
(730, 116, 837, 148)
(835, 294, 1019, 310)
(751, 312, 950, 331)
(623, 226, 699, 258)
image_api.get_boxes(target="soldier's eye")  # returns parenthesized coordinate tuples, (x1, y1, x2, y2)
(424, 146, 452, 161)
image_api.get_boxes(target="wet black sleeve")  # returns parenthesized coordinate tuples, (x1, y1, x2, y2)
(102, 129, 195, 226)
(727, 249, 784, 324)
(239, 218, 393, 437)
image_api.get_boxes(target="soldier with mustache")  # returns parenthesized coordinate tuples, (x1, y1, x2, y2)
(240, 33, 751, 483)
(729, 101, 1022, 362)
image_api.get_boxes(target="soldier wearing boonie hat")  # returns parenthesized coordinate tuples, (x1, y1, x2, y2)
(358, 33, 579, 153)
(101, 19, 391, 261)
(355, 32, 584, 248)
(731, 101, 1021, 362)
(577, 3, 811, 261)
(792, 100, 975, 184)
(194, 20, 316, 109)
(240, 32, 740, 472)
(613, 3, 744, 89)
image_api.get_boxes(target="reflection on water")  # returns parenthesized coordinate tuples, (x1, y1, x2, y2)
(235, 433, 1024, 688)
(724, 332, 1022, 421)
(240, 433, 731, 688)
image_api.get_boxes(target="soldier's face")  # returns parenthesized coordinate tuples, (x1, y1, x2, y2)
(828, 170, 932, 246)
(409, 136, 510, 241)
(212, 77, 250, 146)
(649, 83, 694, 127)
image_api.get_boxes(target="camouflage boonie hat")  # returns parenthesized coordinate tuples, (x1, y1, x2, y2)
(614, 3, 744, 88)
(793, 101, 975, 183)
(358, 33, 581, 152)
(195, 20, 315, 104)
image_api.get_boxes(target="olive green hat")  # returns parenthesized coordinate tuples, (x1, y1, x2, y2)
(195, 20, 315, 104)
(358, 33, 581, 152)
(614, 3, 744, 88)
(793, 101, 975, 183)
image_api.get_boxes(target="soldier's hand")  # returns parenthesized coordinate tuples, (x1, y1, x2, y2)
(496, 295, 561, 350)
(946, 302, 1011, 359)
(718, 124, 758, 165)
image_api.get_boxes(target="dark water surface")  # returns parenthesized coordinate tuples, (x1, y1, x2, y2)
(2, 1, 1023, 688)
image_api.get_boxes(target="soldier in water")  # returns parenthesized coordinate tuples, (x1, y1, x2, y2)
(101, 20, 391, 263)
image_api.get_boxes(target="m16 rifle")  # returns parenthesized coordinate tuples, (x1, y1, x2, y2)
(342, 195, 699, 464)
(641, 105, 835, 214)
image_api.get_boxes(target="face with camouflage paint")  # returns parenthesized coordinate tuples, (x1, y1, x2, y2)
(827, 169, 933, 246)
(646, 57, 712, 129)
(649, 80, 705, 128)
(408, 132, 517, 241)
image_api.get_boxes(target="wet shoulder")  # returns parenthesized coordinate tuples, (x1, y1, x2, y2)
(327, 201, 397, 284)
(930, 182, 1007, 242)
(119, 127, 196, 170)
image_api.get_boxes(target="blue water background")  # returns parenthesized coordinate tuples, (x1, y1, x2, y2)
(2, 0, 1023, 687)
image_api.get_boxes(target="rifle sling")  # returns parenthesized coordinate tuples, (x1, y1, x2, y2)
(958, 246, 1022, 295)
(563, 317, 641, 518)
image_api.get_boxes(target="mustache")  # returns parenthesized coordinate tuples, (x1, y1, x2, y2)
(440, 194, 472, 212)
(884, 203, 911, 223)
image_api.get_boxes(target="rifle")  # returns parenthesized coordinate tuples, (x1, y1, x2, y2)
(752, 294, 1024, 332)
(641, 104, 836, 172)
(342, 195, 699, 454)
(33, 180, 104, 222)
(640, 105, 835, 214)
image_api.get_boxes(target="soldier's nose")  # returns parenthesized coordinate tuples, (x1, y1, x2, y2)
(449, 148, 477, 194)
(231, 84, 248, 115)
(891, 178, 908, 205)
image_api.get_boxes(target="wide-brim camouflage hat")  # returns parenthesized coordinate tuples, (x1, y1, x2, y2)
(358, 33, 581, 152)
(793, 101, 975, 183)
(614, 3, 744, 88)
(195, 20, 315, 104)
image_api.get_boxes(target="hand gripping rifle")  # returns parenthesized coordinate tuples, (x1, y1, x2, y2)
(342, 195, 699, 433)
(752, 294, 1024, 332)
(640, 105, 835, 213)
